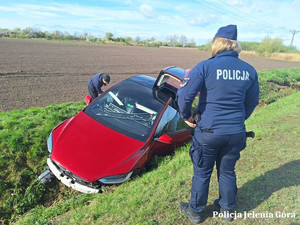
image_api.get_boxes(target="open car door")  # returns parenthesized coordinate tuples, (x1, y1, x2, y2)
(152, 67, 193, 156)
(154, 66, 191, 89)
(153, 66, 191, 102)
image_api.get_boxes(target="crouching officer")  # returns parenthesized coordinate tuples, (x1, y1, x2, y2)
(177, 25, 259, 224)
(88, 73, 111, 100)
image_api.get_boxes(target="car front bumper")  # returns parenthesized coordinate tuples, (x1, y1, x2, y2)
(47, 158, 101, 194)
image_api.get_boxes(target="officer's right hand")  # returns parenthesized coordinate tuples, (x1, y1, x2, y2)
(185, 117, 196, 128)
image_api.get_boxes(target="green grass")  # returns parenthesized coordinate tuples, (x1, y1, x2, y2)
(1, 67, 299, 224)
(258, 67, 300, 105)
(259, 67, 300, 86)
(0, 102, 85, 223)
(14, 91, 300, 225)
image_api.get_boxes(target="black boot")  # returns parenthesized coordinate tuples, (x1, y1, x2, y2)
(179, 202, 203, 224)
(213, 199, 234, 222)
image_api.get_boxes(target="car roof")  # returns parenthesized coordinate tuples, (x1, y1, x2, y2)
(126, 75, 156, 89)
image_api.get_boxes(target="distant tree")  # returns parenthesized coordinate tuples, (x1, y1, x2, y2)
(11, 28, 22, 38)
(174, 42, 183, 47)
(86, 34, 97, 42)
(0, 28, 10, 37)
(166, 35, 178, 46)
(135, 36, 141, 42)
(63, 31, 72, 40)
(23, 27, 35, 38)
(115, 37, 125, 42)
(52, 30, 63, 39)
(240, 41, 260, 51)
(73, 32, 80, 37)
(258, 37, 286, 53)
(187, 38, 196, 47)
(179, 35, 188, 46)
(13, 27, 22, 32)
(104, 32, 114, 41)
(125, 37, 133, 45)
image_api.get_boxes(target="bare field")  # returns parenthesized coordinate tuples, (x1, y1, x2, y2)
(1, 39, 300, 111)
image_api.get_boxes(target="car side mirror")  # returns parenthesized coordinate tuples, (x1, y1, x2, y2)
(155, 134, 173, 144)
(85, 96, 92, 105)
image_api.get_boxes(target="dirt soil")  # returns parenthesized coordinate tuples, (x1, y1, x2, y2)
(1, 39, 300, 112)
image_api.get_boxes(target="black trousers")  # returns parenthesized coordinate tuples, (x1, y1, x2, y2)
(88, 85, 99, 100)
(189, 129, 246, 212)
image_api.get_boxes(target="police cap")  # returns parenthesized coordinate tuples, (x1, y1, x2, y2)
(214, 24, 237, 40)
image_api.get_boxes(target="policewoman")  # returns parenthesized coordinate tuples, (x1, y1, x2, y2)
(177, 25, 259, 223)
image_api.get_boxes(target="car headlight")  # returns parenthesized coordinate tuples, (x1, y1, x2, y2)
(47, 132, 53, 153)
(99, 171, 133, 184)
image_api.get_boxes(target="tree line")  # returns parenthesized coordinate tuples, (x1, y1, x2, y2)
(0, 27, 196, 48)
(199, 37, 299, 53)
(0, 27, 298, 53)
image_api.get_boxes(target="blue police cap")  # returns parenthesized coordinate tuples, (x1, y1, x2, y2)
(214, 25, 237, 40)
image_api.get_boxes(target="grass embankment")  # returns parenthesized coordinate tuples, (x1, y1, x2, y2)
(1, 67, 299, 224)
(0, 102, 86, 223)
(258, 67, 300, 105)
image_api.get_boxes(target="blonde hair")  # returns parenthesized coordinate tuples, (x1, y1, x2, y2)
(211, 37, 241, 57)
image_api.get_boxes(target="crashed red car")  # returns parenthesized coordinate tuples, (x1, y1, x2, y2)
(38, 66, 192, 193)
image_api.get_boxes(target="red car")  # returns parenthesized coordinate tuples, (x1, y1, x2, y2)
(38, 66, 192, 193)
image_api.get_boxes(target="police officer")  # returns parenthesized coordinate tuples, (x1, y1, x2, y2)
(88, 73, 111, 100)
(177, 25, 259, 223)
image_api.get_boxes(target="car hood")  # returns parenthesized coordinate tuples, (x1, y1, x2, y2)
(51, 111, 145, 182)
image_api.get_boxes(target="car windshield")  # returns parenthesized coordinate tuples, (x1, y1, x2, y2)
(84, 76, 166, 142)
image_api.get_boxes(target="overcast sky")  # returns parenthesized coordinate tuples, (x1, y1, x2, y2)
(0, 0, 299, 49)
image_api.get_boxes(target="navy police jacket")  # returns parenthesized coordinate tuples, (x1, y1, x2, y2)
(177, 50, 259, 135)
(88, 73, 106, 94)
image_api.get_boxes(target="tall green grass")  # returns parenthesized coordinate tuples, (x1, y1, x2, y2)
(0, 102, 85, 223)
(1, 67, 299, 224)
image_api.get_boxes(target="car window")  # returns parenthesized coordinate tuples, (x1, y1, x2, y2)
(154, 104, 191, 137)
(84, 77, 165, 142)
(162, 75, 181, 89)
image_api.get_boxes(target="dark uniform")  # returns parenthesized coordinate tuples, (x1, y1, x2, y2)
(177, 25, 259, 218)
(88, 73, 110, 99)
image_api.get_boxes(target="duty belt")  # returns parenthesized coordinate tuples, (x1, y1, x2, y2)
(200, 129, 256, 138)
(200, 129, 214, 133)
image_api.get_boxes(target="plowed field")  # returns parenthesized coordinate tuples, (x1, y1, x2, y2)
(1, 39, 300, 111)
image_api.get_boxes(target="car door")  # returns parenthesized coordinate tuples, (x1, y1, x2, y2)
(150, 67, 193, 156)
(153, 66, 191, 90)
(151, 99, 192, 156)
